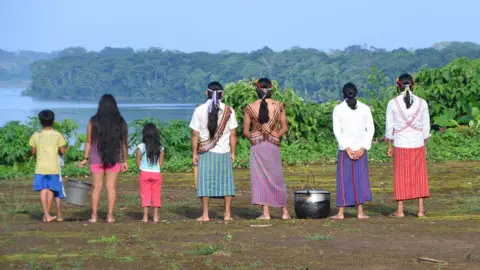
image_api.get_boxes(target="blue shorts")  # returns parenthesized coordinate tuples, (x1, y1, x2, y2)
(33, 174, 66, 199)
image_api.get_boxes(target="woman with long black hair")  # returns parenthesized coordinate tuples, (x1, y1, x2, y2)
(190, 81, 238, 222)
(80, 94, 128, 223)
(243, 78, 290, 220)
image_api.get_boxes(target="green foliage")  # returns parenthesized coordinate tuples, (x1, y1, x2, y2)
(0, 118, 83, 166)
(128, 118, 191, 159)
(416, 58, 480, 122)
(1, 58, 480, 179)
(20, 43, 480, 101)
(433, 109, 458, 128)
(0, 122, 33, 164)
(468, 107, 480, 131)
(360, 66, 395, 138)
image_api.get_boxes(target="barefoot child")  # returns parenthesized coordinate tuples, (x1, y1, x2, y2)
(29, 110, 67, 222)
(331, 83, 375, 220)
(136, 123, 164, 223)
(46, 155, 66, 222)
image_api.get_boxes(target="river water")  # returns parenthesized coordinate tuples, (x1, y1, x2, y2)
(0, 88, 196, 132)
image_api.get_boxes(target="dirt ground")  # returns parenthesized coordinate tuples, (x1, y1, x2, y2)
(0, 161, 479, 270)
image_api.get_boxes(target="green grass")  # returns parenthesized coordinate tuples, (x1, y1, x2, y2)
(184, 245, 218, 256)
(0, 191, 28, 214)
(305, 233, 333, 241)
(0, 162, 479, 269)
(87, 235, 121, 244)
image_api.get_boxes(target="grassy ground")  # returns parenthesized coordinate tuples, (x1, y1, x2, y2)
(0, 161, 479, 270)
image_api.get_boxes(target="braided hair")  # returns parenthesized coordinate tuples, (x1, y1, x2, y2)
(342, 83, 358, 110)
(206, 81, 224, 138)
(396, 74, 415, 109)
(255, 78, 273, 124)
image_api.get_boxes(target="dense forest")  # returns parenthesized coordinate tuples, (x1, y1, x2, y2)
(0, 50, 55, 83)
(7, 42, 480, 101)
(1, 58, 479, 178)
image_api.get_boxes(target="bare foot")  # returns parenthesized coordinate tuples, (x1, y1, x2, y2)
(43, 215, 56, 223)
(417, 212, 426, 218)
(388, 212, 404, 218)
(224, 216, 233, 221)
(140, 218, 148, 223)
(196, 216, 210, 222)
(357, 214, 370, 219)
(330, 214, 344, 220)
(281, 214, 291, 220)
(256, 215, 270, 220)
(153, 216, 159, 223)
(106, 217, 115, 223)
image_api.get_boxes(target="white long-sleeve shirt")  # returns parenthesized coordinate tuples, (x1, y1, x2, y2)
(385, 92, 431, 148)
(332, 100, 375, 151)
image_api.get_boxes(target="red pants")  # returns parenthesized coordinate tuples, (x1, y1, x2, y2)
(139, 171, 162, 207)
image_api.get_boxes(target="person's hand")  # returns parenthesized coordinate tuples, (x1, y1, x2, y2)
(193, 153, 199, 166)
(346, 148, 355, 160)
(354, 148, 366, 159)
(231, 153, 236, 163)
(121, 162, 128, 172)
(79, 159, 88, 168)
(387, 147, 394, 158)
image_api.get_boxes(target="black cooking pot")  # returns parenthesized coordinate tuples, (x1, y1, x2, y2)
(294, 172, 331, 219)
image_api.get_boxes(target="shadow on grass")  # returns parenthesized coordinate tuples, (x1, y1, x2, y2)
(123, 211, 144, 221)
(366, 203, 397, 216)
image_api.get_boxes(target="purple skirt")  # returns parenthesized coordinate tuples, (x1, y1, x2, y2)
(336, 150, 372, 207)
(250, 141, 287, 207)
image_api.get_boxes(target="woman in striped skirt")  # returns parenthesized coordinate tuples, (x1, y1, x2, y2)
(243, 78, 290, 220)
(331, 83, 375, 220)
(190, 81, 238, 222)
(385, 74, 431, 218)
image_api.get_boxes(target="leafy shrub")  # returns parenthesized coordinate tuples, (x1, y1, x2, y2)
(1, 61, 480, 179)
(0, 122, 33, 165)
(416, 58, 480, 123)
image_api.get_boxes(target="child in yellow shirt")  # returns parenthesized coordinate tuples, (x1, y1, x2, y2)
(29, 110, 66, 223)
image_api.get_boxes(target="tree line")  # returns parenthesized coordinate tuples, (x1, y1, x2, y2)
(5, 42, 480, 101)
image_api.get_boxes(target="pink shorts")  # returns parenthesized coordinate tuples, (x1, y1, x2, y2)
(90, 163, 121, 173)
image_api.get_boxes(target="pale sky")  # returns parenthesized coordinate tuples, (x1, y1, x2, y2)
(1, 0, 478, 52)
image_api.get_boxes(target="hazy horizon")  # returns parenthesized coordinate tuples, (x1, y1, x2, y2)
(1, 0, 479, 53)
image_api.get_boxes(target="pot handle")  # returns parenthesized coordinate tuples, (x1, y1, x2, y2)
(307, 171, 315, 190)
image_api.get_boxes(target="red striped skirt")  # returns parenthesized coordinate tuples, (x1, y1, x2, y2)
(393, 146, 429, 201)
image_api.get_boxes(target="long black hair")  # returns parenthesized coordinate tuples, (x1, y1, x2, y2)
(255, 78, 273, 124)
(206, 81, 224, 138)
(90, 94, 127, 167)
(397, 73, 415, 109)
(142, 123, 162, 165)
(342, 82, 358, 110)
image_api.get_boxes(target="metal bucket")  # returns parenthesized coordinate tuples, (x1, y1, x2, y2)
(294, 172, 331, 219)
(66, 180, 92, 206)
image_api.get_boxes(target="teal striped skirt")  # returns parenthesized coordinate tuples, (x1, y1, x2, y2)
(196, 151, 235, 198)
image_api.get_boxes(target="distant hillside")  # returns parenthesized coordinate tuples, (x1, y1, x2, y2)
(0, 50, 55, 84)
(7, 42, 480, 101)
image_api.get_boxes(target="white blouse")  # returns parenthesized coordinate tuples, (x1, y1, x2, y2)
(189, 101, 238, 154)
(332, 100, 375, 151)
(385, 93, 431, 148)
